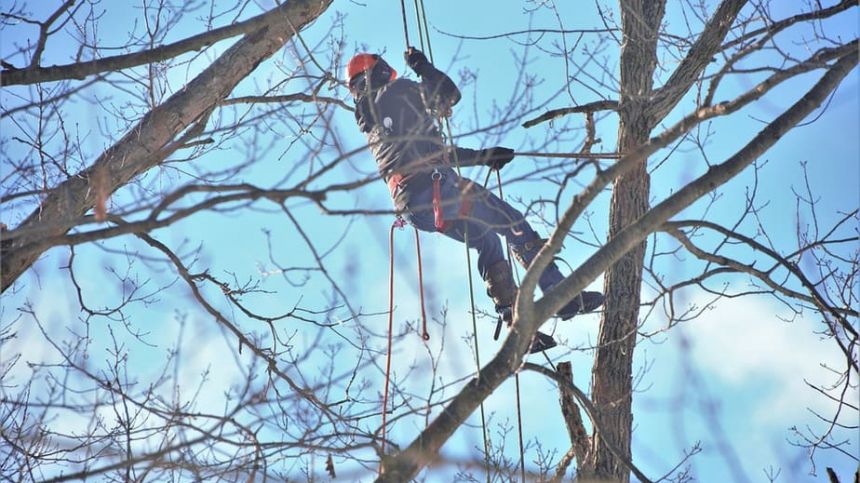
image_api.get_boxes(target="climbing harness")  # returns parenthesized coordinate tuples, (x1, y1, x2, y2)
(430, 168, 474, 233)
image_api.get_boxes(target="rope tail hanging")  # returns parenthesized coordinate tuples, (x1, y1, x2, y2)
(382, 218, 403, 456)
(414, 227, 430, 340)
(382, 218, 431, 460)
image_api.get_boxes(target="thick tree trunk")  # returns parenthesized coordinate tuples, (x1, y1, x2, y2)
(584, 1, 665, 481)
(373, 44, 855, 482)
(0, 0, 332, 292)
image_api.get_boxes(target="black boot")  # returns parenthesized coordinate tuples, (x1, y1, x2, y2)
(512, 239, 605, 320)
(510, 238, 547, 274)
(485, 260, 560, 354)
(529, 331, 557, 353)
(485, 260, 518, 321)
(556, 291, 605, 320)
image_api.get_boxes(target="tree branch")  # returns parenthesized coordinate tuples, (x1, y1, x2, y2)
(537, 52, 857, 324)
(1, 2, 323, 86)
(721, 0, 856, 51)
(647, 0, 746, 122)
(0, 0, 334, 292)
(662, 220, 860, 320)
(523, 363, 653, 483)
(28, 0, 78, 69)
(553, 361, 590, 480)
(221, 93, 353, 111)
(521, 99, 618, 129)
(520, 43, 858, 325)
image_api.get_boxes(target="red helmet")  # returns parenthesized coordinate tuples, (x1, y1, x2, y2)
(346, 53, 397, 85)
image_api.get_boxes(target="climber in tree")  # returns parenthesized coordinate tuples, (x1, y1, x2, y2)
(347, 47, 604, 353)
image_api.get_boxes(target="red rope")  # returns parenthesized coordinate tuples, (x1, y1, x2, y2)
(382, 219, 431, 459)
(432, 174, 446, 232)
(414, 228, 430, 340)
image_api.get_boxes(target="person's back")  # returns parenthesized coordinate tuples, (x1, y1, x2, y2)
(351, 50, 466, 208)
(357, 77, 446, 196)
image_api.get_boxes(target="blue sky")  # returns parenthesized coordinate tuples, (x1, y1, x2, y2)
(1, 1, 858, 481)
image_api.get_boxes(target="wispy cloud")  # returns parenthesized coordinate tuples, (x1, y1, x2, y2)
(686, 296, 852, 427)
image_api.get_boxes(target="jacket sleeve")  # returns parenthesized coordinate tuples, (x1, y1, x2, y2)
(450, 146, 488, 168)
(413, 62, 462, 114)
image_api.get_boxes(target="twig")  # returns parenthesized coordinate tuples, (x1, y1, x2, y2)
(522, 362, 654, 483)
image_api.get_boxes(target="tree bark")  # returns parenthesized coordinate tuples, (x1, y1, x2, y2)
(0, 0, 333, 292)
(556, 362, 590, 476)
(585, 1, 840, 479)
(585, 1, 665, 480)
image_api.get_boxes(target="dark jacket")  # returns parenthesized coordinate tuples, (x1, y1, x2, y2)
(354, 64, 483, 208)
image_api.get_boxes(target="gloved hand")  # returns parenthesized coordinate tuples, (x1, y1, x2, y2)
(404, 46, 431, 75)
(483, 147, 515, 171)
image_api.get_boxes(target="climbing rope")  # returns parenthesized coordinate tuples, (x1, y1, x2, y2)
(398, 0, 410, 48)
(414, 226, 430, 341)
(397, 0, 493, 480)
(412, 0, 425, 52)
(382, 218, 400, 456)
(415, 0, 434, 63)
(515, 150, 621, 160)
(458, 191, 493, 483)
(514, 372, 527, 482)
(494, 169, 528, 483)
(382, 218, 431, 458)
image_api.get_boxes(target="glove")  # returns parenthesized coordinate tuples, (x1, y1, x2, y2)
(404, 46, 432, 75)
(483, 147, 515, 171)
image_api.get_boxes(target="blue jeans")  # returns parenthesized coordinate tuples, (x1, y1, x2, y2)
(401, 168, 565, 291)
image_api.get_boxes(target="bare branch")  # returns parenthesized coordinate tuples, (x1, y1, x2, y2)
(537, 51, 857, 324)
(1, 0, 334, 292)
(1, 2, 328, 86)
(721, 0, 857, 51)
(648, 0, 746, 122)
(522, 362, 654, 483)
(521, 99, 618, 129)
(553, 361, 590, 480)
